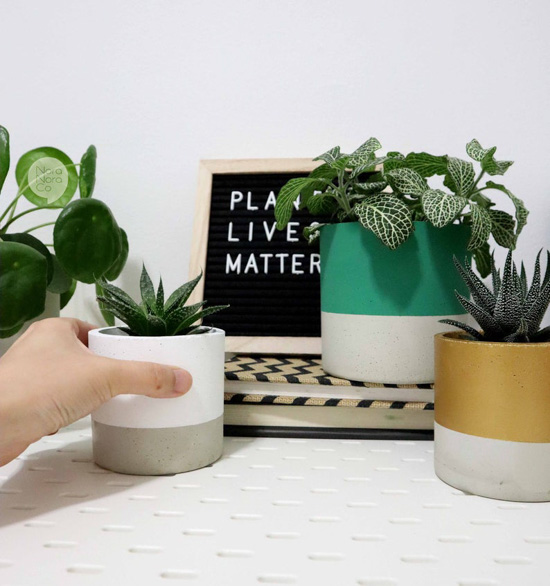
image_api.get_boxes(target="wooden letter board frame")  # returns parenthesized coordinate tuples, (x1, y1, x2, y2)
(189, 159, 321, 355)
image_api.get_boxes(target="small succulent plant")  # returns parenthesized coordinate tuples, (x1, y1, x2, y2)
(97, 266, 228, 336)
(440, 250, 550, 343)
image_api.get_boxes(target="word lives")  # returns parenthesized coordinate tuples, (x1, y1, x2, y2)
(225, 189, 319, 276)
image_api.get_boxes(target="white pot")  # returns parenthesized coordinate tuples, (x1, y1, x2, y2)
(0, 292, 60, 357)
(89, 326, 225, 475)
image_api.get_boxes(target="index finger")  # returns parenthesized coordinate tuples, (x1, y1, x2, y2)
(65, 318, 99, 347)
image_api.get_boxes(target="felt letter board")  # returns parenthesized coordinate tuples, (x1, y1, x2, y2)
(189, 159, 322, 354)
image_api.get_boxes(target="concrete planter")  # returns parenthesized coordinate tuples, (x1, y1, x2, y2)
(434, 332, 550, 501)
(89, 326, 225, 475)
(320, 221, 469, 383)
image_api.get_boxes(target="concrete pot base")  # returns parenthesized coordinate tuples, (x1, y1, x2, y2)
(92, 416, 224, 476)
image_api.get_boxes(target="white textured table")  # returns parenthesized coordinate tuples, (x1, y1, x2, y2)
(0, 418, 548, 586)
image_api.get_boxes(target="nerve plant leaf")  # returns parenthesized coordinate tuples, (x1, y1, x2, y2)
(354, 194, 413, 250)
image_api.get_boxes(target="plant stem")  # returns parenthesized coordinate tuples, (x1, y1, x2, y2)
(469, 170, 486, 196)
(0, 192, 22, 224)
(0, 205, 61, 233)
(24, 221, 56, 234)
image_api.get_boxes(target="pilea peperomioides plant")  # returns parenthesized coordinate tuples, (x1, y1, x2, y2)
(97, 266, 229, 336)
(0, 124, 128, 338)
(274, 138, 528, 276)
(440, 250, 550, 343)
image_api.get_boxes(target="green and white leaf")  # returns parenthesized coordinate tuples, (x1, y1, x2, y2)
(354, 180, 387, 194)
(472, 242, 492, 279)
(421, 189, 465, 228)
(303, 223, 326, 244)
(274, 177, 318, 229)
(348, 138, 382, 166)
(488, 209, 516, 249)
(354, 194, 413, 250)
(331, 156, 350, 171)
(468, 204, 492, 251)
(481, 148, 513, 176)
(300, 163, 337, 202)
(382, 157, 406, 174)
(313, 146, 341, 165)
(403, 152, 447, 177)
(306, 193, 338, 216)
(466, 139, 490, 162)
(386, 168, 427, 197)
(446, 157, 475, 197)
(485, 181, 528, 237)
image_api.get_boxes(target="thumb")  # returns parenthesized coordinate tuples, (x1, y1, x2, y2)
(102, 358, 193, 398)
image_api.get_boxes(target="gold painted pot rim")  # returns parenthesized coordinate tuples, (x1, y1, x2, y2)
(436, 330, 550, 349)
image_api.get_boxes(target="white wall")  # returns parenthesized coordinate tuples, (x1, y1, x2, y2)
(2, 0, 549, 325)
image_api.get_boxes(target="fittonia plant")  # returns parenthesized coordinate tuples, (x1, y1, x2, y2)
(441, 250, 550, 343)
(97, 266, 228, 336)
(274, 138, 528, 276)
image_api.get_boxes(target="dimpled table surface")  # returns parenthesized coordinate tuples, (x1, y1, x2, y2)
(0, 418, 548, 586)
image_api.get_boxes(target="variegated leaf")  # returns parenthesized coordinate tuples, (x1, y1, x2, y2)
(446, 157, 475, 197)
(275, 177, 319, 229)
(382, 157, 406, 174)
(313, 146, 341, 165)
(421, 189, 465, 228)
(468, 204, 492, 251)
(386, 168, 427, 197)
(300, 164, 338, 204)
(466, 139, 490, 162)
(331, 156, 350, 171)
(354, 194, 413, 250)
(348, 138, 382, 166)
(303, 223, 326, 244)
(472, 242, 492, 279)
(306, 193, 338, 215)
(482, 149, 513, 176)
(488, 209, 516, 249)
(354, 181, 388, 194)
(485, 181, 528, 237)
(404, 152, 447, 177)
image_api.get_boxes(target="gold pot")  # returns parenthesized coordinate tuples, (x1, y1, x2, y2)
(434, 331, 550, 501)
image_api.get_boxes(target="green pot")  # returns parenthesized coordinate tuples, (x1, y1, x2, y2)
(320, 221, 470, 383)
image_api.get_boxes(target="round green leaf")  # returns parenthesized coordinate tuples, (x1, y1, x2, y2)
(0, 241, 48, 332)
(60, 279, 77, 310)
(53, 199, 122, 283)
(79, 145, 97, 198)
(15, 147, 78, 208)
(47, 254, 73, 294)
(0, 125, 10, 193)
(1, 232, 53, 284)
(103, 228, 129, 280)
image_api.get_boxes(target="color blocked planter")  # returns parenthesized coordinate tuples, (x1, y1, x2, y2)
(320, 222, 469, 383)
(89, 327, 225, 476)
(434, 332, 550, 501)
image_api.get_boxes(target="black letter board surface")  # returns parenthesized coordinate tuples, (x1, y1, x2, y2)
(189, 159, 321, 354)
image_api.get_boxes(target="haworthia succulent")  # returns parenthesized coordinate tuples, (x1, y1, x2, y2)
(97, 266, 228, 337)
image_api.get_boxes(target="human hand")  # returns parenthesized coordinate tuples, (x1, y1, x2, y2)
(0, 318, 193, 466)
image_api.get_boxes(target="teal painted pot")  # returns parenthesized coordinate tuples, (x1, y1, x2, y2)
(320, 221, 470, 383)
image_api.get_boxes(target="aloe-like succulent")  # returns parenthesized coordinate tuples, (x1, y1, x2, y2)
(440, 250, 550, 343)
(97, 266, 228, 336)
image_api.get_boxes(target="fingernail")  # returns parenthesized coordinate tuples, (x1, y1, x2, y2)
(173, 369, 193, 394)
